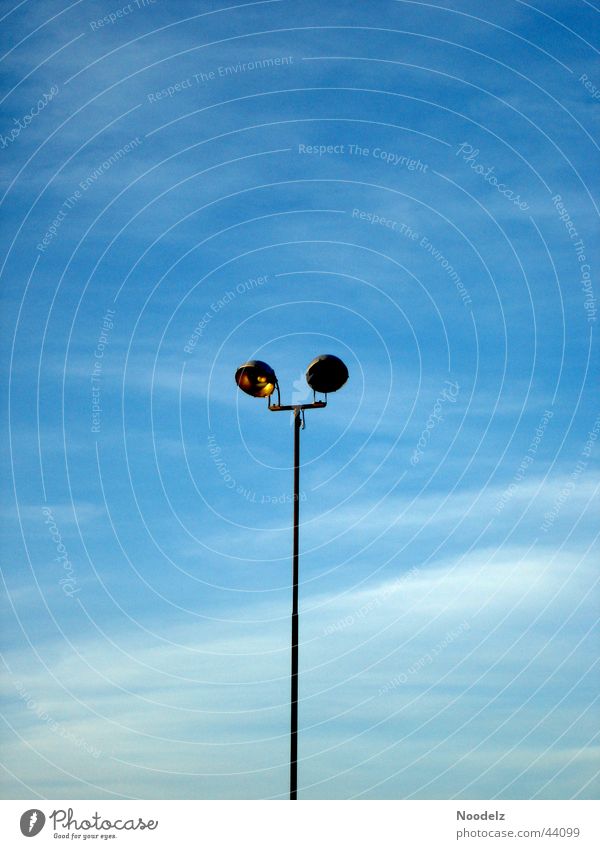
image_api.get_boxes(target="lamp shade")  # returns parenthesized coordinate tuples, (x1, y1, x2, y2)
(305, 354, 349, 394)
(235, 360, 278, 397)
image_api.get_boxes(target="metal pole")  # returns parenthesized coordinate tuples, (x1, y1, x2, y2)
(290, 408, 300, 800)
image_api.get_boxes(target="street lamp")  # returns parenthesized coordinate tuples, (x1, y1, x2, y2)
(235, 354, 349, 800)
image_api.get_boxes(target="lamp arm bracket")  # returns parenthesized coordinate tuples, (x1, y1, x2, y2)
(268, 401, 327, 412)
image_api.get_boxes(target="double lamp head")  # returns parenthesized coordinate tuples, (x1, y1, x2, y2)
(235, 354, 349, 403)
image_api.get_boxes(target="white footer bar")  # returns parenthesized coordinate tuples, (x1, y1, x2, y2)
(1, 800, 598, 848)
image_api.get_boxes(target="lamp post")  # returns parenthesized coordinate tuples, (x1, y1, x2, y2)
(235, 354, 349, 800)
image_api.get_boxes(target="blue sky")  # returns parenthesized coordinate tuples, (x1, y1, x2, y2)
(0, 0, 599, 799)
